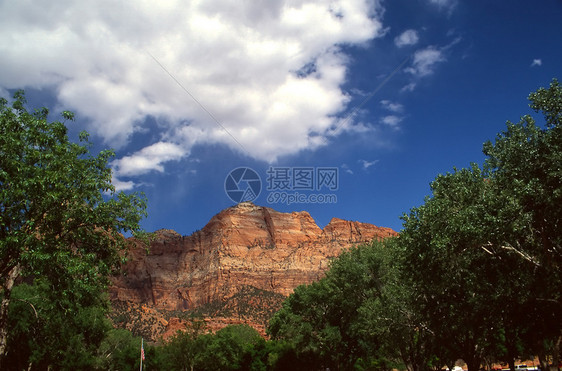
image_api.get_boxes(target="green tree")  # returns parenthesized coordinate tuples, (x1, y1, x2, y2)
(399, 165, 520, 371)
(357, 238, 442, 371)
(482, 78, 562, 369)
(398, 78, 562, 370)
(4, 281, 113, 370)
(268, 241, 401, 370)
(157, 324, 263, 371)
(0, 91, 147, 367)
(158, 319, 208, 371)
(266, 78, 561, 371)
(268, 278, 342, 369)
(95, 328, 150, 371)
(197, 324, 263, 371)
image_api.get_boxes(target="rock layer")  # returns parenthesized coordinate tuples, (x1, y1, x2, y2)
(109, 202, 397, 338)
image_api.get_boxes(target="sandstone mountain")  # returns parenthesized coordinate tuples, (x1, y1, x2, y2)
(109, 202, 397, 340)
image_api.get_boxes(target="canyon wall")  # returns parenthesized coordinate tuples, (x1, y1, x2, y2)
(109, 202, 397, 339)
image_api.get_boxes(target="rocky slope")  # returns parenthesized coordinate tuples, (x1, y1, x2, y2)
(109, 202, 397, 340)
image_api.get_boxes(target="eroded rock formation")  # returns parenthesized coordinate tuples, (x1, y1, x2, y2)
(109, 202, 397, 339)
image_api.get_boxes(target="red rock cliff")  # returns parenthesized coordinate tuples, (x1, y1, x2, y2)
(109, 202, 397, 339)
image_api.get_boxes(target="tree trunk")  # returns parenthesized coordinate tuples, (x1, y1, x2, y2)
(461, 339, 482, 371)
(508, 358, 516, 371)
(554, 334, 561, 371)
(0, 264, 21, 367)
(467, 359, 482, 371)
(538, 354, 549, 371)
(465, 352, 482, 371)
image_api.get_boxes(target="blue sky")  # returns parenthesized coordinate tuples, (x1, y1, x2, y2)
(1, 0, 561, 234)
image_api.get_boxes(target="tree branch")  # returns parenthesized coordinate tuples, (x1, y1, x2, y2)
(481, 242, 540, 267)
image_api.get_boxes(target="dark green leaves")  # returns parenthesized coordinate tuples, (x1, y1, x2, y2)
(529, 78, 562, 127)
(267, 78, 562, 371)
(0, 90, 147, 368)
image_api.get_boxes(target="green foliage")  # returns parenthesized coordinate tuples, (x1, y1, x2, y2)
(197, 325, 263, 371)
(0, 90, 147, 367)
(357, 238, 439, 371)
(482, 78, 562, 367)
(156, 319, 207, 371)
(268, 240, 402, 370)
(266, 78, 562, 371)
(483, 79, 562, 278)
(0, 89, 147, 290)
(399, 78, 562, 370)
(94, 329, 153, 371)
(4, 282, 112, 370)
(156, 323, 266, 371)
(400, 165, 514, 370)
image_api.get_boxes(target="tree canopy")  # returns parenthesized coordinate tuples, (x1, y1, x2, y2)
(0, 90, 147, 368)
(266, 79, 562, 370)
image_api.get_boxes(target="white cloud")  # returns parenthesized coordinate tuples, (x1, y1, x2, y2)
(111, 142, 187, 189)
(428, 0, 457, 13)
(0, 0, 385, 176)
(381, 115, 402, 128)
(394, 29, 419, 47)
(359, 159, 379, 169)
(401, 82, 417, 92)
(379, 100, 404, 128)
(429, 0, 452, 6)
(531, 59, 542, 67)
(405, 46, 446, 77)
(341, 163, 353, 174)
(380, 100, 403, 113)
(111, 178, 136, 192)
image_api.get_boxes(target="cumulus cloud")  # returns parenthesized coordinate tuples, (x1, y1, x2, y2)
(394, 29, 419, 47)
(380, 100, 403, 113)
(531, 59, 542, 67)
(111, 142, 187, 189)
(0, 0, 385, 181)
(405, 46, 446, 77)
(111, 178, 136, 192)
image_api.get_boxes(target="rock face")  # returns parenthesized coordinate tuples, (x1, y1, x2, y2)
(109, 202, 397, 339)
